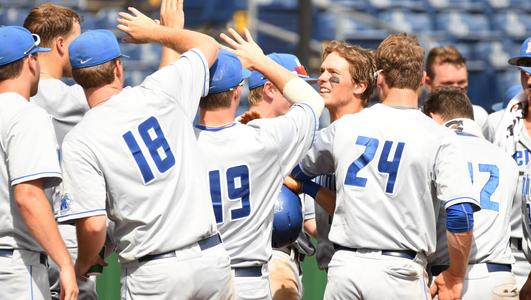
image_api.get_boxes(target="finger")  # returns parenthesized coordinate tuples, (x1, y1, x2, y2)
(227, 28, 245, 44)
(116, 23, 131, 32)
(177, 0, 183, 12)
(118, 11, 135, 21)
(170, 0, 177, 11)
(220, 33, 239, 50)
(154, 19, 160, 25)
(243, 28, 254, 42)
(116, 17, 131, 27)
(127, 7, 144, 17)
(429, 283, 438, 298)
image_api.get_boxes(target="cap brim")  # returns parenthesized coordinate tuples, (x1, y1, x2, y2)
(508, 56, 531, 66)
(29, 47, 51, 54)
(301, 76, 317, 84)
(242, 68, 251, 79)
(517, 66, 531, 74)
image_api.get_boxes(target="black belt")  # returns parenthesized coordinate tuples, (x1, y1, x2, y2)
(232, 266, 262, 277)
(0, 249, 47, 265)
(510, 237, 523, 251)
(333, 244, 416, 260)
(431, 263, 512, 277)
(138, 233, 222, 263)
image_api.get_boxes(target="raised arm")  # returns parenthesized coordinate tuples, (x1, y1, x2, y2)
(158, 0, 183, 68)
(117, 6, 219, 67)
(220, 28, 324, 116)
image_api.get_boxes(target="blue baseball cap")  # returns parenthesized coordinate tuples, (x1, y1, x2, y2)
(248, 53, 316, 89)
(508, 37, 531, 74)
(69, 30, 127, 70)
(208, 49, 251, 94)
(0, 26, 50, 66)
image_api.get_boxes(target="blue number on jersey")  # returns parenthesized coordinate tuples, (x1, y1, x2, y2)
(522, 174, 530, 200)
(344, 136, 405, 194)
(468, 162, 499, 212)
(208, 165, 251, 224)
(123, 117, 175, 184)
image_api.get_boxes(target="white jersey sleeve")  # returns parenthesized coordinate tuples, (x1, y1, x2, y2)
(249, 103, 318, 176)
(56, 135, 107, 222)
(434, 133, 479, 209)
(523, 176, 531, 262)
(7, 104, 61, 187)
(299, 124, 336, 177)
(140, 49, 209, 121)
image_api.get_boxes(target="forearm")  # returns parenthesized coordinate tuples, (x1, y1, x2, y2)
(283, 77, 325, 116)
(446, 230, 472, 278)
(303, 219, 317, 238)
(15, 183, 73, 269)
(301, 181, 335, 215)
(159, 47, 180, 68)
(150, 26, 219, 66)
(75, 216, 107, 274)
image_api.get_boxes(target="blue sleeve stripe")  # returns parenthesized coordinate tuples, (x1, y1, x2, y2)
(57, 209, 106, 221)
(446, 202, 474, 233)
(189, 48, 208, 97)
(10, 171, 62, 184)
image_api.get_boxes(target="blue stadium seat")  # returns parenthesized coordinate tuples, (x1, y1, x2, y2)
(379, 10, 433, 34)
(426, 0, 485, 11)
(369, 0, 427, 11)
(0, 0, 34, 8)
(0, 7, 29, 26)
(435, 11, 491, 39)
(35, 0, 86, 8)
(94, 8, 120, 30)
(184, 0, 236, 27)
(485, 0, 531, 11)
(315, 11, 387, 41)
(493, 11, 531, 39)
(474, 41, 513, 69)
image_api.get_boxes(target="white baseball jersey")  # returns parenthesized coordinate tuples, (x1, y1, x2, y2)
(194, 103, 318, 268)
(57, 49, 218, 263)
(31, 79, 89, 249)
(299, 104, 478, 255)
(523, 172, 531, 262)
(0, 92, 62, 252)
(430, 119, 518, 266)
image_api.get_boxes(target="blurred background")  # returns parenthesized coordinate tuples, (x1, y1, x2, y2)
(1, 0, 530, 298)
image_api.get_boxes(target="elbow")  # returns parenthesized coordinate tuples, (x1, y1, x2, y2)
(75, 216, 106, 237)
(204, 38, 220, 67)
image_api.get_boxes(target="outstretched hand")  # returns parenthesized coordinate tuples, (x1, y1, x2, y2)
(430, 270, 464, 300)
(220, 28, 265, 71)
(117, 7, 159, 44)
(160, 0, 184, 29)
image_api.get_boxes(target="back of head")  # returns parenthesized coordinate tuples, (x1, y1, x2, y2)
(200, 49, 248, 110)
(23, 3, 81, 48)
(69, 30, 124, 89)
(423, 86, 474, 121)
(322, 40, 376, 106)
(426, 46, 466, 79)
(375, 33, 424, 90)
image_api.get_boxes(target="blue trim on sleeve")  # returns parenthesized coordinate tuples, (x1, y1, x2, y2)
(194, 123, 237, 132)
(189, 49, 208, 97)
(292, 164, 315, 181)
(446, 203, 474, 233)
(10, 171, 62, 184)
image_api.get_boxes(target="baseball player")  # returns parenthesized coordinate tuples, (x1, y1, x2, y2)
(485, 36, 531, 289)
(195, 30, 324, 299)
(0, 26, 78, 300)
(483, 84, 523, 142)
(23, 5, 96, 299)
(423, 87, 519, 299)
(424, 45, 489, 128)
(55, 6, 234, 299)
(240, 52, 318, 300)
(293, 33, 479, 300)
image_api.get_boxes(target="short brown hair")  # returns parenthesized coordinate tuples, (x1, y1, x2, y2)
(72, 59, 117, 89)
(423, 87, 474, 121)
(426, 46, 466, 79)
(0, 58, 25, 82)
(322, 40, 376, 106)
(23, 3, 81, 47)
(375, 33, 424, 90)
(200, 90, 235, 110)
(248, 85, 265, 106)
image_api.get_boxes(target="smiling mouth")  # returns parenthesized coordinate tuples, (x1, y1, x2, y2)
(320, 87, 331, 94)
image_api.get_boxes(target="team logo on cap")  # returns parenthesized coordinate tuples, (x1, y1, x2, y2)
(79, 58, 93, 65)
(59, 193, 72, 214)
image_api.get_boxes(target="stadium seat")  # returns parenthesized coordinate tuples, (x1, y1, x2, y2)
(485, 0, 531, 11)
(369, 0, 427, 11)
(35, 0, 86, 9)
(0, 7, 29, 26)
(493, 11, 531, 39)
(475, 41, 513, 69)
(315, 11, 387, 41)
(425, 0, 485, 11)
(379, 10, 433, 34)
(435, 11, 491, 38)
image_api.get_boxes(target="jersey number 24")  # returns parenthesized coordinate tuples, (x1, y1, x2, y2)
(208, 165, 251, 224)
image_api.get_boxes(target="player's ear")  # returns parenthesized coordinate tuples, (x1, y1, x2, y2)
(56, 36, 67, 56)
(115, 59, 124, 82)
(352, 81, 368, 98)
(263, 81, 275, 103)
(422, 71, 429, 87)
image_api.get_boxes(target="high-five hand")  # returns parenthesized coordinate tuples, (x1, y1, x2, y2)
(117, 7, 159, 44)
